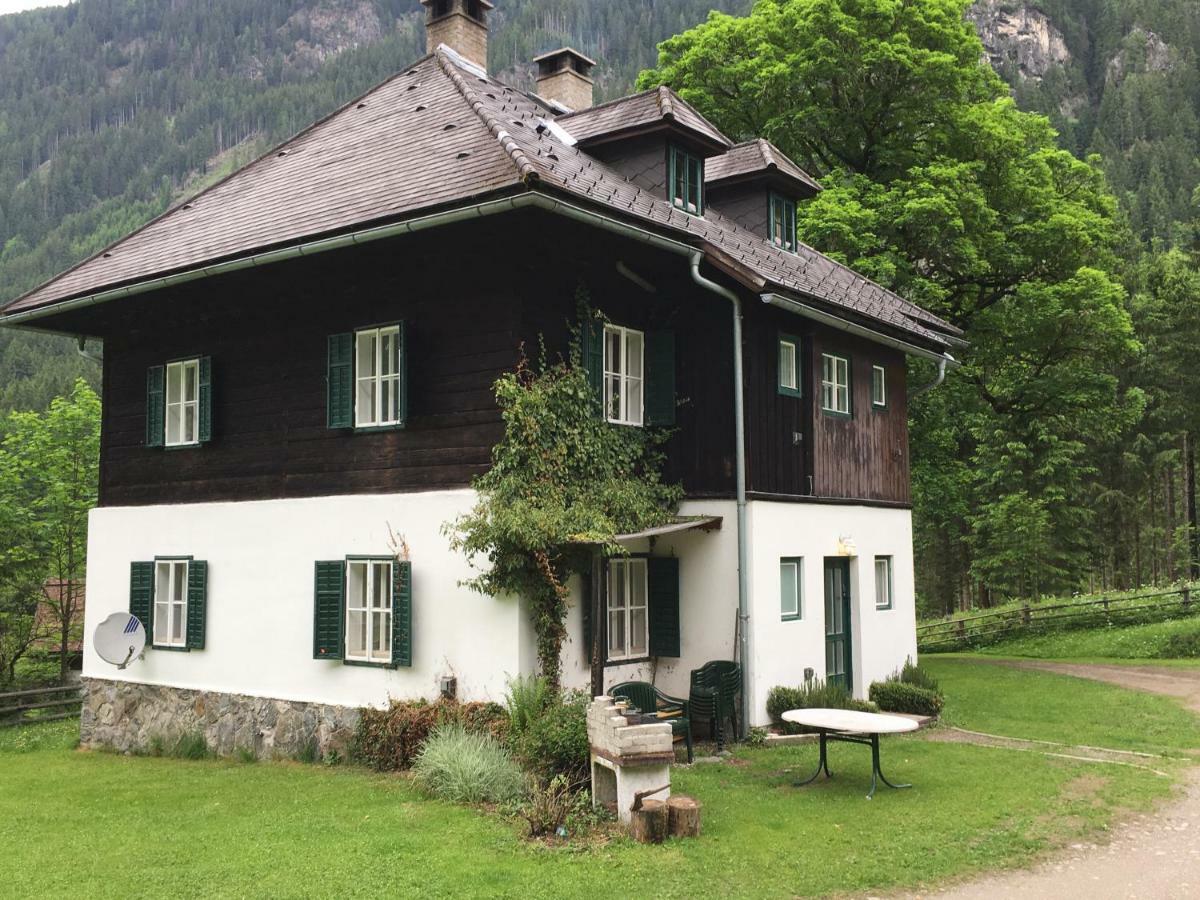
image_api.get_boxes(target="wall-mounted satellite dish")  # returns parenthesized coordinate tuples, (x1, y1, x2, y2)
(94, 612, 146, 669)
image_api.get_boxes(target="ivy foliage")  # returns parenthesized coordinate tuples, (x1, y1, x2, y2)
(446, 310, 682, 688)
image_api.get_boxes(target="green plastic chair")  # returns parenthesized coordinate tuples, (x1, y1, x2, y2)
(609, 680, 694, 763)
(689, 660, 741, 750)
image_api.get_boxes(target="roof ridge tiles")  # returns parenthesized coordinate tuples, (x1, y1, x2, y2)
(435, 49, 540, 184)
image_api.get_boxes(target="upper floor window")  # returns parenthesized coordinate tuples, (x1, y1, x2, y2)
(165, 359, 200, 447)
(608, 557, 649, 661)
(669, 145, 704, 215)
(874, 556, 893, 610)
(356, 326, 403, 428)
(778, 334, 802, 398)
(769, 193, 797, 252)
(821, 353, 851, 416)
(603, 324, 644, 426)
(146, 357, 211, 449)
(780, 557, 803, 621)
(872, 365, 887, 408)
(346, 558, 393, 664)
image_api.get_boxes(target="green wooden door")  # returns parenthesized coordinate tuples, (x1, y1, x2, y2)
(824, 558, 853, 691)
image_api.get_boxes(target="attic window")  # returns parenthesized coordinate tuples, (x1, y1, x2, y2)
(668, 145, 703, 216)
(769, 193, 798, 253)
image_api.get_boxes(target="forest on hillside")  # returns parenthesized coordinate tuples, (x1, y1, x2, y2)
(0, 0, 1198, 612)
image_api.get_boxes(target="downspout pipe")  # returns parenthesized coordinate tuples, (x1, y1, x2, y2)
(913, 354, 950, 396)
(76, 336, 103, 364)
(690, 253, 751, 741)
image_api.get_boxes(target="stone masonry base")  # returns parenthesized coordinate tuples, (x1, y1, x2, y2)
(80, 678, 360, 760)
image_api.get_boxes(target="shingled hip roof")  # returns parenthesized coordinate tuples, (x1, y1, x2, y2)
(706, 138, 824, 196)
(0, 47, 960, 352)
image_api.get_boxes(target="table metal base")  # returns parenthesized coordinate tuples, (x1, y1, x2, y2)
(794, 730, 912, 799)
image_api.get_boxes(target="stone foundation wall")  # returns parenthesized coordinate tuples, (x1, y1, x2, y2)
(80, 678, 360, 760)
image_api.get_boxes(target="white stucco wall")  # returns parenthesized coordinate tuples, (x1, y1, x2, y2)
(746, 501, 917, 723)
(83, 490, 523, 709)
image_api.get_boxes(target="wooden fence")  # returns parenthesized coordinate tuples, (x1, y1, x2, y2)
(0, 683, 83, 728)
(917, 586, 1198, 653)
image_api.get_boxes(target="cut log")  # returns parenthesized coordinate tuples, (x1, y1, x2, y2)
(630, 798, 669, 844)
(667, 795, 701, 838)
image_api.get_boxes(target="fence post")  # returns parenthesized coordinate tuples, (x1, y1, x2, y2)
(956, 619, 966, 644)
(1184, 588, 1191, 613)
(1022, 603, 1031, 627)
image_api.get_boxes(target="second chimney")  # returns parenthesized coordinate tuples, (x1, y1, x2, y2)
(534, 47, 596, 112)
(422, 0, 492, 71)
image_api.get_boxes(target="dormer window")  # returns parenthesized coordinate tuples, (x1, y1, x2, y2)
(769, 193, 797, 252)
(669, 145, 704, 215)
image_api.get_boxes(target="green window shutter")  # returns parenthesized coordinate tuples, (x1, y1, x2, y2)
(580, 314, 603, 413)
(197, 356, 213, 443)
(645, 330, 676, 426)
(145, 366, 165, 447)
(129, 561, 155, 636)
(186, 560, 208, 650)
(647, 556, 680, 658)
(313, 560, 346, 659)
(326, 333, 353, 429)
(391, 560, 412, 668)
(397, 321, 409, 427)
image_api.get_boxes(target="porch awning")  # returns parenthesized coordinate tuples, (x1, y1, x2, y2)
(614, 515, 722, 544)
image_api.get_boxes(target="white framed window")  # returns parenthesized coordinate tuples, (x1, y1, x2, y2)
(872, 365, 887, 408)
(346, 559, 393, 663)
(355, 325, 403, 428)
(778, 335, 801, 397)
(821, 353, 851, 415)
(153, 558, 189, 647)
(875, 556, 893, 610)
(165, 359, 200, 446)
(607, 558, 649, 661)
(780, 557, 803, 620)
(603, 325, 645, 426)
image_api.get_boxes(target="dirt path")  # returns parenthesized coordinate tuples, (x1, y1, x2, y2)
(901, 660, 1200, 900)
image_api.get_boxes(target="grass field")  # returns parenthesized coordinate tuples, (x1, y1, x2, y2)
(1, 660, 1196, 899)
(966, 617, 1200, 662)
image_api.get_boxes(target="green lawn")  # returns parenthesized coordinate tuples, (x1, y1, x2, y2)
(967, 617, 1200, 662)
(1, 659, 1196, 899)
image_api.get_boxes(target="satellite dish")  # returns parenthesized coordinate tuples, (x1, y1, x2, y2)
(94, 612, 146, 669)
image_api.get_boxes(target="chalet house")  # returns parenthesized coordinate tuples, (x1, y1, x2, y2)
(0, 1, 960, 755)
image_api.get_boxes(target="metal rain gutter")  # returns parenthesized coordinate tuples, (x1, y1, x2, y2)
(761, 291, 959, 368)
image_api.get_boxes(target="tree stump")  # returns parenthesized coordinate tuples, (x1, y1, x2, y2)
(667, 795, 701, 838)
(630, 799, 669, 844)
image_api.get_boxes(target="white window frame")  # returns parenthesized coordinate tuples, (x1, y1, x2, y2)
(165, 358, 200, 447)
(779, 338, 799, 394)
(354, 325, 402, 429)
(602, 324, 645, 427)
(345, 558, 394, 664)
(875, 556, 894, 610)
(821, 353, 851, 415)
(153, 558, 189, 648)
(606, 558, 649, 662)
(872, 365, 887, 408)
(780, 557, 803, 620)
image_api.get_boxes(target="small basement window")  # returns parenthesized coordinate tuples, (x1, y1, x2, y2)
(165, 359, 200, 447)
(821, 353, 851, 416)
(872, 365, 887, 408)
(603, 324, 645, 426)
(769, 193, 797, 252)
(153, 559, 189, 648)
(778, 334, 801, 398)
(875, 556, 894, 610)
(346, 559, 393, 664)
(607, 558, 649, 661)
(355, 325, 403, 428)
(669, 145, 704, 215)
(780, 557, 803, 620)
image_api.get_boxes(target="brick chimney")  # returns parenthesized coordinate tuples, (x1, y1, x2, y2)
(533, 47, 596, 112)
(422, 0, 492, 71)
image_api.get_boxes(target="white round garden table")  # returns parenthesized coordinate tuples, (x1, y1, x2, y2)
(781, 708, 919, 799)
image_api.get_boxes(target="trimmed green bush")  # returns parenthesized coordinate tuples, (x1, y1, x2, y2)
(412, 723, 524, 805)
(897, 658, 940, 693)
(508, 690, 589, 782)
(869, 680, 944, 717)
(353, 697, 508, 771)
(766, 680, 877, 734)
(1163, 629, 1200, 658)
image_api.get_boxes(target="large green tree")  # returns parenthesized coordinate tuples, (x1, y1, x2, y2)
(639, 0, 1139, 606)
